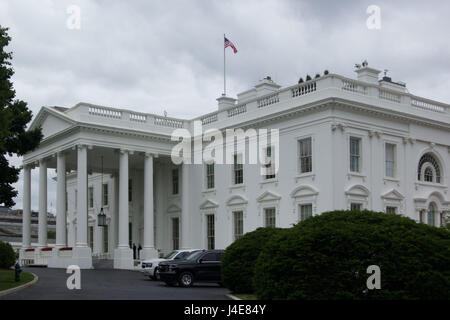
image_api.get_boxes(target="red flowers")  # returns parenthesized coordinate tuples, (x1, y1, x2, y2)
(41, 247, 53, 251)
(59, 247, 73, 251)
(25, 248, 35, 252)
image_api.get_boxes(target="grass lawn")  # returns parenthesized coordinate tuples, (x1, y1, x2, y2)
(0, 269, 34, 292)
(234, 293, 258, 300)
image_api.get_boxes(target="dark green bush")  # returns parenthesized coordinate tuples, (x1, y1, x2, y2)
(253, 210, 450, 300)
(222, 227, 284, 293)
(0, 241, 16, 269)
(306, 75, 312, 81)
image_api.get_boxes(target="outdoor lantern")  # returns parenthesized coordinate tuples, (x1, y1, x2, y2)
(98, 208, 107, 227)
(97, 155, 107, 227)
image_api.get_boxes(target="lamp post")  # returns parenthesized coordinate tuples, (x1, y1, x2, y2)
(97, 156, 107, 227)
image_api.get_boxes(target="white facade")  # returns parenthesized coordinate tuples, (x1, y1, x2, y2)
(19, 65, 450, 269)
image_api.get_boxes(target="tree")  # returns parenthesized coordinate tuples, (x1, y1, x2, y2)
(221, 227, 283, 293)
(0, 26, 42, 207)
(253, 210, 450, 300)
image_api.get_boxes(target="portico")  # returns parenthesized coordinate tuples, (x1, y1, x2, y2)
(19, 104, 189, 269)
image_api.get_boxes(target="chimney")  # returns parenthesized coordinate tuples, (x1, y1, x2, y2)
(217, 95, 236, 111)
(355, 66, 381, 84)
(255, 76, 281, 97)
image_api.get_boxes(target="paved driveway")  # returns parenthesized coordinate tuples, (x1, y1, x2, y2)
(2, 267, 231, 300)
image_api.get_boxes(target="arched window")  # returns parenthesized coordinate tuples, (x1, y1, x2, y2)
(418, 153, 441, 183)
(424, 167, 433, 182)
(427, 203, 437, 226)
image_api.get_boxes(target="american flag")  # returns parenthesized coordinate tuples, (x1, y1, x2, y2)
(224, 37, 238, 53)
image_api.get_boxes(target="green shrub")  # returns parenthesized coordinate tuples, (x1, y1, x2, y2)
(253, 210, 450, 300)
(324, 70, 329, 75)
(306, 75, 312, 81)
(0, 241, 16, 269)
(222, 227, 284, 293)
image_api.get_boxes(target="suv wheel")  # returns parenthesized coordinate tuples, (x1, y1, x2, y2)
(179, 272, 194, 287)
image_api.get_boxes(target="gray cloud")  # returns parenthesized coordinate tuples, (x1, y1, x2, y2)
(1, 0, 449, 210)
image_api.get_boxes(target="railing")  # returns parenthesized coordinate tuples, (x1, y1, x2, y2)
(258, 93, 279, 108)
(228, 104, 247, 117)
(292, 82, 317, 97)
(77, 74, 448, 133)
(379, 89, 401, 103)
(154, 116, 184, 128)
(342, 79, 367, 95)
(89, 106, 122, 119)
(411, 98, 445, 113)
(130, 112, 147, 122)
(201, 114, 218, 125)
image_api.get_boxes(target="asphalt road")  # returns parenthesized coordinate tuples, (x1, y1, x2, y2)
(2, 267, 231, 300)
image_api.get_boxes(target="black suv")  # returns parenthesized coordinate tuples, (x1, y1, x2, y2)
(158, 249, 224, 287)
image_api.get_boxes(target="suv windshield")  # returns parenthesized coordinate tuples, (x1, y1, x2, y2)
(185, 251, 204, 261)
(163, 251, 178, 259)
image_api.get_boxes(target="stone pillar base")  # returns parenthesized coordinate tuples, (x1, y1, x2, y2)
(71, 246, 93, 269)
(113, 247, 134, 269)
(140, 247, 159, 260)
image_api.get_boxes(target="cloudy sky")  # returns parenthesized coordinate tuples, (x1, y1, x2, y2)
(1, 0, 449, 212)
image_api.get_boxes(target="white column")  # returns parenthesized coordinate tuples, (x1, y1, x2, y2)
(118, 150, 129, 248)
(76, 145, 88, 247)
(55, 152, 66, 248)
(114, 149, 133, 269)
(38, 159, 47, 247)
(181, 163, 191, 249)
(22, 165, 31, 249)
(71, 144, 92, 269)
(142, 153, 157, 259)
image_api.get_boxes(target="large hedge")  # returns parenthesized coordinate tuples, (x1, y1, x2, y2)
(253, 210, 450, 300)
(0, 241, 16, 269)
(222, 227, 283, 293)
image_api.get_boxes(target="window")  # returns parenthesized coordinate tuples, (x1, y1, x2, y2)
(128, 179, 132, 202)
(202, 252, 218, 262)
(75, 189, 77, 210)
(103, 226, 108, 253)
(172, 218, 179, 250)
(299, 138, 312, 173)
(65, 192, 68, 211)
(419, 210, 425, 223)
(172, 169, 179, 194)
(300, 204, 313, 221)
(264, 207, 276, 228)
(102, 183, 108, 206)
(88, 187, 94, 208)
(233, 211, 244, 241)
(264, 146, 276, 179)
(233, 154, 243, 184)
(386, 206, 397, 214)
(427, 203, 436, 226)
(418, 153, 441, 183)
(350, 203, 362, 211)
(424, 167, 433, 182)
(385, 143, 396, 177)
(89, 226, 94, 250)
(206, 214, 215, 250)
(206, 164, 215, 189)
(129, 222, 132, 248)
(350, 137, 361, 172)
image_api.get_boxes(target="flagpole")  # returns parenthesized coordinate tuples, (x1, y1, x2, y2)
(223, 33, 226, 96)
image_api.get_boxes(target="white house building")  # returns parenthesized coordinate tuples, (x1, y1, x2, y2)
(19, 64, 450, 269)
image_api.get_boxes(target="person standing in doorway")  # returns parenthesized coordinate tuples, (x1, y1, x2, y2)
(132, 243, 136, 260)
(138, 244, 142, 260)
